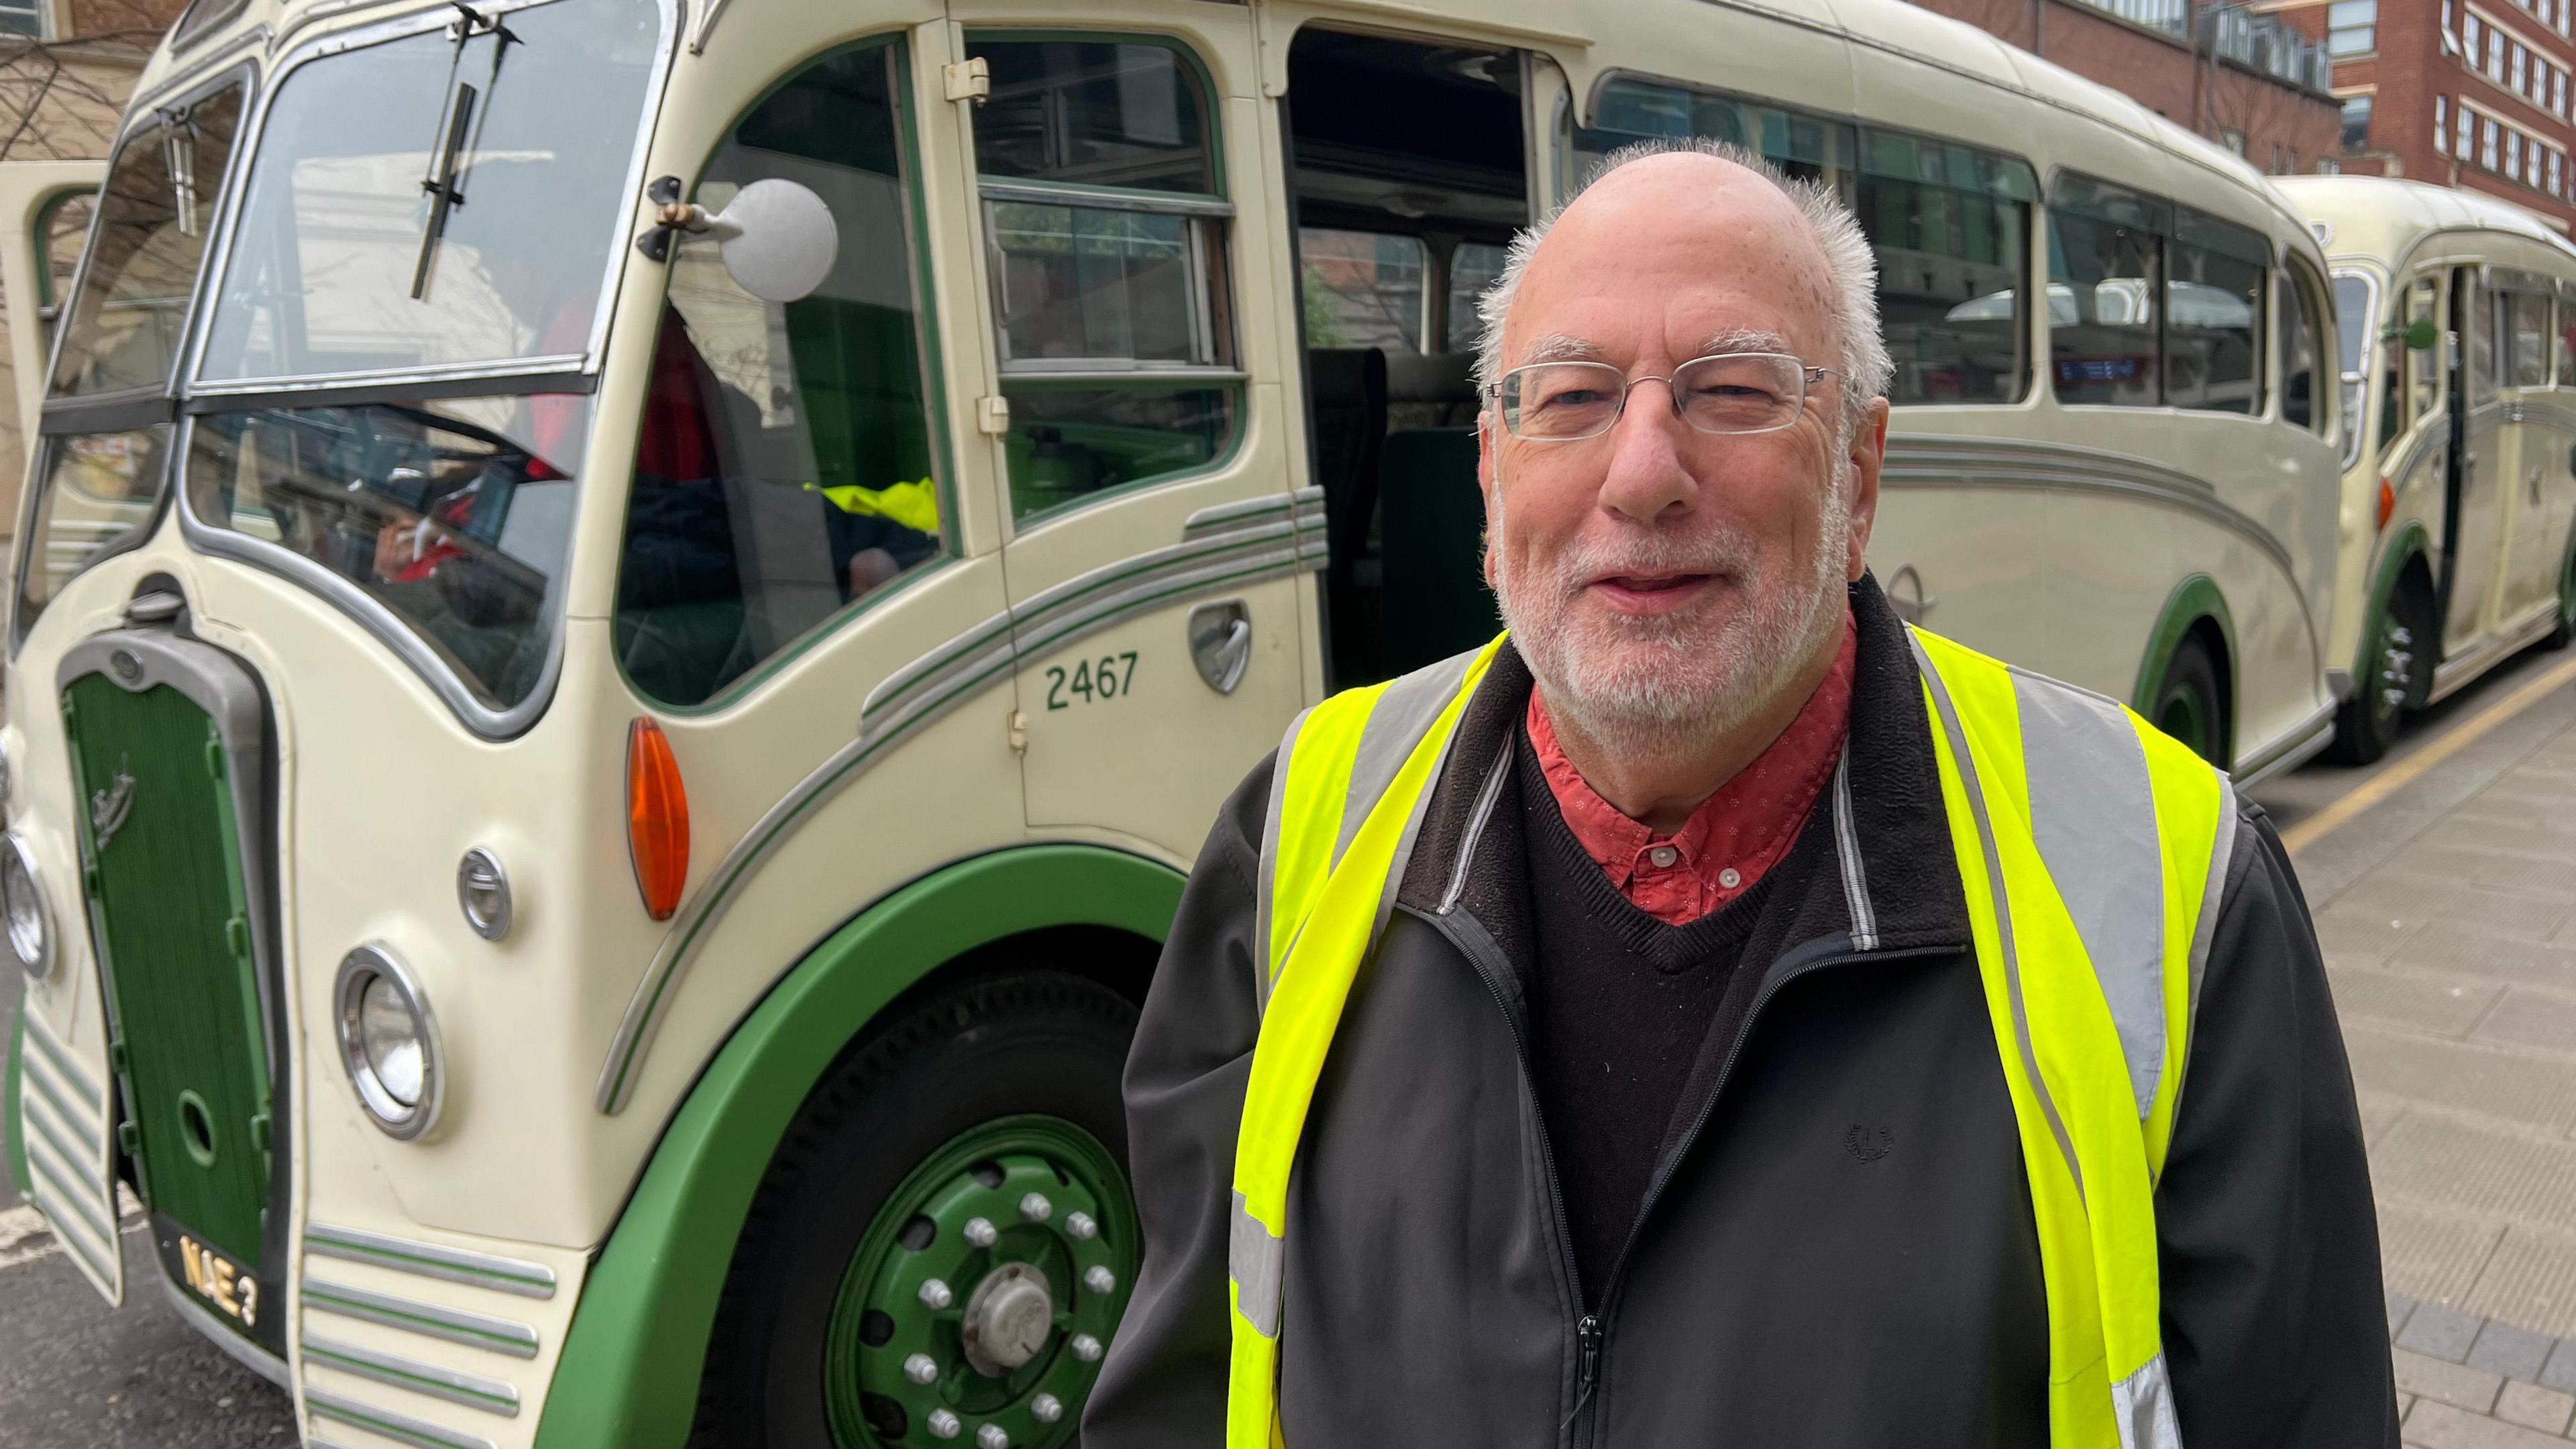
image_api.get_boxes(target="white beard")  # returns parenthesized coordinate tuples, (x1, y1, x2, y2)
(1489, 459, 1851, 759)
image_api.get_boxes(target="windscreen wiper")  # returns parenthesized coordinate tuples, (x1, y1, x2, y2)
(158, 104, 200, 237)
(409, 1, 519, 300)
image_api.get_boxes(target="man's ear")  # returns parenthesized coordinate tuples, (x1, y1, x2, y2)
(1843, 398, 1888, 581)
(1477, 415, 1501, 588)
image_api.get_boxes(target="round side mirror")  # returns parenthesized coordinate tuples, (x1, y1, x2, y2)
(2386, 317, 2441, 352)
(707, 178, 839, 303)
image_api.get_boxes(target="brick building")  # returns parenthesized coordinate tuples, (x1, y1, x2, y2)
(1913, 0, 2345, 174)
(2294, 0, 2576, 229)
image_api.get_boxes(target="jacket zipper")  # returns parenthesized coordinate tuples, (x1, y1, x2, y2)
(1421, 899, 1951, 1448)
(1575, 939, 1955, 1446)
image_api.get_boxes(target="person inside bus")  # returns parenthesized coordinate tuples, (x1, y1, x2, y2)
(1089, 140, 2396, 1448)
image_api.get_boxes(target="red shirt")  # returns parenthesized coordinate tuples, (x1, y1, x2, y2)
(1526, 612, 1858, 925)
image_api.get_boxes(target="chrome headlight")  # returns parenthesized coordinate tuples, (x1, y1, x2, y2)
(334, 946, 442, 1139)
(3, 833, 53, 979)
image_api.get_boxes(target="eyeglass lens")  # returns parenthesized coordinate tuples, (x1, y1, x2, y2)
(1501, 354, 1809, 440)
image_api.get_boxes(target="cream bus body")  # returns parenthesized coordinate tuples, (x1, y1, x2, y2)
(0, 0, 2343, 1445)
(2279, 175, 2576, 763)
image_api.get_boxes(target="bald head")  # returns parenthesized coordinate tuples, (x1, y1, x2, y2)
(1474, 139, 1892, 432)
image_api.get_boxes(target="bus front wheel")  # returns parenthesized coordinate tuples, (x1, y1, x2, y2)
(2326, 580, 2433, 766)
(692, 969, 1141, 1449)
(2149, 635, 2227, 769)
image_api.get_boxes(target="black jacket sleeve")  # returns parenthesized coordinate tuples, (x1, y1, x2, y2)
(1080, 757, 1274, 1449)
(2159, 805, 2400, 1448)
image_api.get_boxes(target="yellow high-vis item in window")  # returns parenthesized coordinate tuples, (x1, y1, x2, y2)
(804, 477, 941, 535)
(1226, 627, 2233, 1449)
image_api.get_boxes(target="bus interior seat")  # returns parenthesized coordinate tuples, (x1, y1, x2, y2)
(1307, 345, 1389, 678)
(1377, 427, 1499, 677)
(1385, 351, 1481, 431)
(712, 384, 843, 658)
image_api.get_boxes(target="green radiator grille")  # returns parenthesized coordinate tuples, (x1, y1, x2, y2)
(63, 674, 271, 1268)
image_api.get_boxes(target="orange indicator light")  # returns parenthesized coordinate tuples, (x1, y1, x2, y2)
(625, 716, 690, 922)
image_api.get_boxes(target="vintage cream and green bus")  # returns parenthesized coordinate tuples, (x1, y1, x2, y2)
(2278, 176, 2576, 763)
(0, 0, 2346, 1444)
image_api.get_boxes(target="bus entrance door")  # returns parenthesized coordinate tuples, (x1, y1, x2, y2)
(2443, 265, 2508, 658)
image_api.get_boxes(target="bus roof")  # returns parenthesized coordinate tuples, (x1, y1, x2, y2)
(2277, 174, 2576, 268)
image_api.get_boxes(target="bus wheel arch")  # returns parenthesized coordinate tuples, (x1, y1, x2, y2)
(2132, 576, 2237, 769)
(2326, 529, 2436, 766)
(534, 845, 1183, 1449)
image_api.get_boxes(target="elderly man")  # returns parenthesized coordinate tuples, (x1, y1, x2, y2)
(1084, 140, 2396, 1448)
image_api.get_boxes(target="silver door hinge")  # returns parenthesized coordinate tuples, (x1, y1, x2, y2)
(1007, 709, 1029, 754)
(944, 58, 990, 102)
(977, 395, 1012, 435)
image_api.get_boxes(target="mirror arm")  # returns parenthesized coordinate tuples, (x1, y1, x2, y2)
(633, 174, 689, 263)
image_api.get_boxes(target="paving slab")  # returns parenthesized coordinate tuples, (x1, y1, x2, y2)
(2404, 1399, 2573, 1448)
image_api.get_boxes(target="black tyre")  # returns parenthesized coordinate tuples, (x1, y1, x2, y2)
(692, 970, 1141, 1449)
(2147, 634, 2228, 769)
(2545, 545, 2576, 650)
(2324, 579, 2434, 766)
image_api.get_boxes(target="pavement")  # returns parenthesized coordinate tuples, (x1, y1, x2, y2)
(7, 643, 2576, 1445)
(2256, 642, 2576, 1446)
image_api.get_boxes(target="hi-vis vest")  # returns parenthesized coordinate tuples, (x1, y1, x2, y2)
(1226, 627, 2237, 1449)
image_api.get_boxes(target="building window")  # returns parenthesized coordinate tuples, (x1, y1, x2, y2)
(2438, 95, 2451, 152)
(2317, 156, 2342, 174)
(2329, 0, 2378, 53)
(2491, 28, 2506, 76)
(2508, 129, 2524, 174)
(2446, 0, 2457, 34)
(2462, 103, 2478, 156)
(2553, 151, 2564, 191)
(2514, 44, 2530, 93)
(2486, 117, 2502, 168)
(2222, 127, 2248, 156)
(2343, 95, 2373, 152)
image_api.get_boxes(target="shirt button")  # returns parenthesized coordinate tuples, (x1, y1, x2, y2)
(1648, 845, 1680, 869)
(1718, 867, 1743, 890)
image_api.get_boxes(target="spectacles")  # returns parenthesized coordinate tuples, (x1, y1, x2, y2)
(1490, 352, 1839, 441)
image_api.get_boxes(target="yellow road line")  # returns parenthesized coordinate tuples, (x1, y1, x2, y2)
(2278, 651, 2576, 855)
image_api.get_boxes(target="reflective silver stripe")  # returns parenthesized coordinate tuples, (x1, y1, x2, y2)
(303, 1387, 499, 1449)
(1909, 631, 2086, 1205)
(1334, 648, 1487, 867)
(302, 1277, 541, 1358)
(1437, 743, 1515, 916)
(2011, 667, 2167, 1119)
(303, 1224, 557, 1299)
(1831, 749, 1878, 951)
(301, 1334, 520, 1416)
(2110, 1349, 2185, 1449)
(2170, 775, 2239, 1131)
(1228, 1190, 1284, 1338)
(1252, 708, 1309, 1014)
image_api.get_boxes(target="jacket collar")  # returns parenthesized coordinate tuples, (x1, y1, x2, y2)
(1394, 573, 1970, 955)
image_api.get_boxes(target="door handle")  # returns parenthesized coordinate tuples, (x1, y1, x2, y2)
(1187, 600, 1252, 694)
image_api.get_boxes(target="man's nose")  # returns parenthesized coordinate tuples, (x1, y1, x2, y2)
(1596, 377, 1699, 523)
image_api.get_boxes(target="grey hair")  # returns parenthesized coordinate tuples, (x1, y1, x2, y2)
(1473, 137, 1894, 433)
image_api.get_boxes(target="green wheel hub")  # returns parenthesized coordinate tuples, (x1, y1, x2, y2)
(825, 1115, 1138, 1448)
(2157, 689, 2209, 763)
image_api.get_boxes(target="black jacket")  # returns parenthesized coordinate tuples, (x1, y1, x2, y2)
(1085, 577, 2399, 1448)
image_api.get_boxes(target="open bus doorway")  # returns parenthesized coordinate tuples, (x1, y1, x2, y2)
(1281, 29, 1527, 688)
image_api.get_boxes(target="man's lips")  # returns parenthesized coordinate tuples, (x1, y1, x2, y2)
(1584, 571, 1721, 614)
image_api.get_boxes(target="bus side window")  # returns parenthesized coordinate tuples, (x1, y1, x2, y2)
(2165, 209, 2266, 415)
(2513, 289, 2552, 386)
(967, 38, 1239, 523)
(1855, 131, 2032, 406)
(1446, 241, 1506, 354)
(2557, 293, 2576, 384)
(2408, 277, 2442, 421)
(2045, 176, 2164, 407)
(2469, 275, 2499, 401)
(2280, 265, 2321, 431)
(612, 38, 947, 708)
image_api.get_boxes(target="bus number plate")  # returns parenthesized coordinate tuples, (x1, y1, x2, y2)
(177, 1234, 258, 1327)
(1044, 652, 1138, 710)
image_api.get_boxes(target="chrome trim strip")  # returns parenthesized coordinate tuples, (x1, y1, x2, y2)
(21, 1094, 113, 1246)
(2233, 700, 2339, 788)
(996, 363, 1249, 383)
(303, 1225, 556, 1299)
(303, 1277, 541, 1359)
(303, 1387, 500, 1449)
(594, 498, 1330, 1111)
(301, 1334, 520, 1416)
(1183, 486, 1324, 541)
(159, 1275, 290, 1389)
(20, 1010, 102, 1117)
(2430, 601, 2563, 704)
(26, 1152, 118, 1287)
(977, 178, 1236, 217)
(186, 355, 591, 398)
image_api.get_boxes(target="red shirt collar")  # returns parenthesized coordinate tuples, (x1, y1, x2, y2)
(1525, 611, 1858, 926)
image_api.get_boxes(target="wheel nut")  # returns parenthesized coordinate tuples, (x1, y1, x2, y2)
(920, 1278, 954, 1309)
(1019, 1192, 1053, 1222)
(1083, 1265, 1117, 1295)
(1065, 1211, 1097, 1241)
(963, 1216, 997, 1248)
(1071, 1332, 1104, 1362)
(904, 1352, 938, 1385)
(928, 1409, 962, 1440)
(1032, 1393, 1065, 1424)
(977, 1426, 1010, 1449)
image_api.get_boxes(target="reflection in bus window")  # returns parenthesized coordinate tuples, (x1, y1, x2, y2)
(2408, 279, 2443, 421)
(49, 86, 239, 398)
(13, 427, 171, 643)
(184, 396, 582, 710)
(2165, 216, 2265, 414)
(197, 0, 659, 384)
(2281, 268, 2322, 431)
(971, 38, 1239, 521)
(2469, 278, 2499, 401)
(1301, 229, 1426, 354)
(1862, 134, 2030, 405)
(2049, 180, 2163, 405)
(1447, 241, 1505, 354)
(616, 40, 945, 708)
(2512, 290, 2551, 386)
